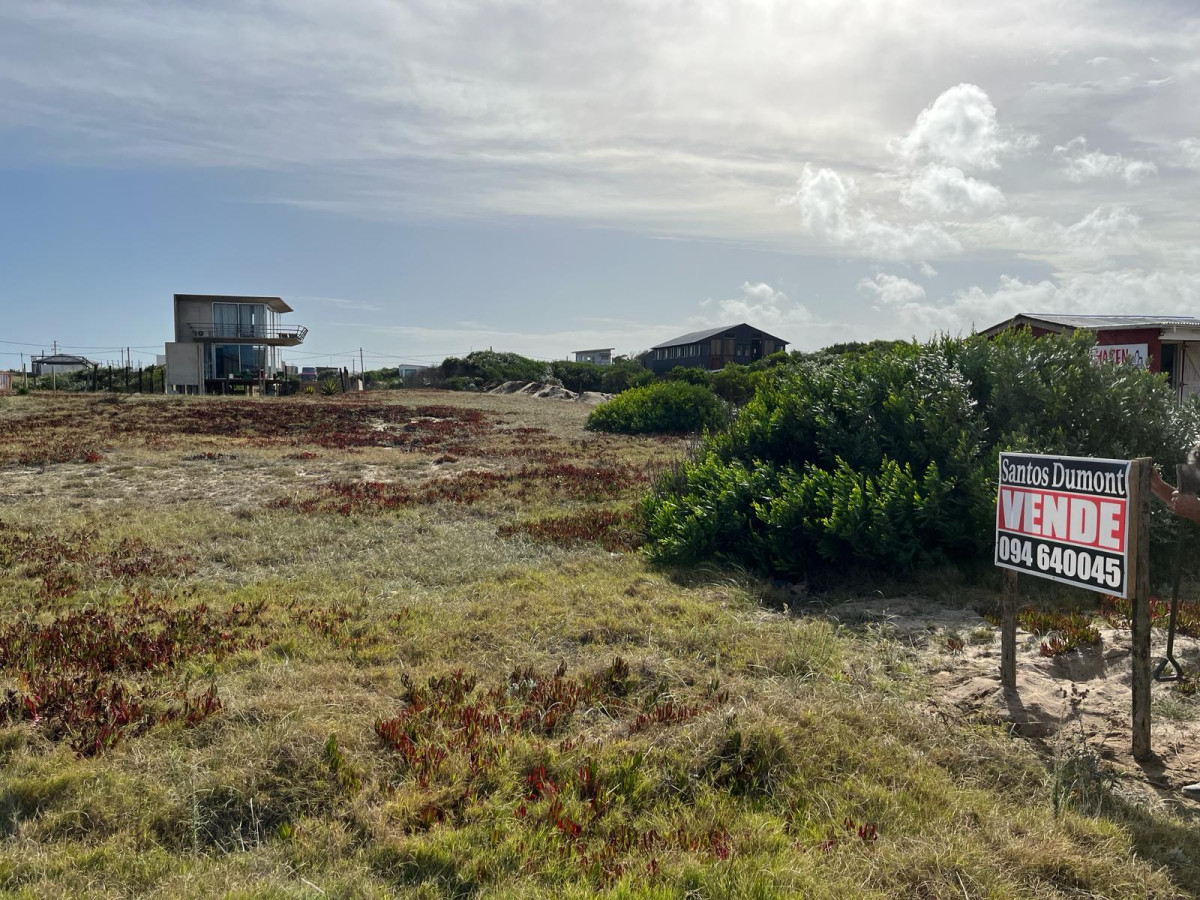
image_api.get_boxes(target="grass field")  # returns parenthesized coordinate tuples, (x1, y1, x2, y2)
(0, 391, 1197, 899)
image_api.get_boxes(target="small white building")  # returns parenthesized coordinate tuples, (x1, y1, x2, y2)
(574, 348, 614, 366)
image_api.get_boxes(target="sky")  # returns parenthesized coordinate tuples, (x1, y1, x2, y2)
(1, 0, 1198, 369)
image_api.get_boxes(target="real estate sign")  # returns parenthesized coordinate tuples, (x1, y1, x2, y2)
(995, 452, 1132, 597)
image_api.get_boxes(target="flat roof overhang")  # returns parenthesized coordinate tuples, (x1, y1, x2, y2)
(175, 293, 293, 314)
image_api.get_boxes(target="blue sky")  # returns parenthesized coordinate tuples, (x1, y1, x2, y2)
(2, 1, 1198, 369)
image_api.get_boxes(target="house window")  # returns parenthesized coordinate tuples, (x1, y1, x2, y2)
(213, 302, 269, 339)
(213, 344, 265, 379)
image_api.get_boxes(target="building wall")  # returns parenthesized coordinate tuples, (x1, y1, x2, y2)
(173, 298, 214, 342)
(1093, 328, 1162, 373)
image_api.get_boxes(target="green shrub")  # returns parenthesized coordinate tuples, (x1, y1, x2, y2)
(440, 351, 546, 386)
(641, 331, 1199, 576)
(709, 364, 761, 405)
(319, 377, 341, 396)
(664, 366, 711, 387)
(601, 360, 654, 393)
(587, 381, 727, 434)
(549, 360, 605, 393)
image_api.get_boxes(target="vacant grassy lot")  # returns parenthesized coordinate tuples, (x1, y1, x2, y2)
(0, 391, 1197, 899)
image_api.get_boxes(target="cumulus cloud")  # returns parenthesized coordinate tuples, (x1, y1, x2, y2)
(900, 163, 1005, 216)
(857, 274, 926, 309)
(995, 205, 1142, 263)
(1053, 137, 1157, 184)
(889, 83, 1036, 171)
(700, 281, 813, 331)
(788, 165, 962, 260)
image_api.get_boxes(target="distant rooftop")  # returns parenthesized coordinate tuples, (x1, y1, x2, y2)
(33, 353, 95, 365)
(984, 313, 1200, 336)
(651, 323, 789, 350)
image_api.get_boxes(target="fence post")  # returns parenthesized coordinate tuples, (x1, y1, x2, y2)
(1130, 457, 1153, 760)
(1001, 569, 1018, 690)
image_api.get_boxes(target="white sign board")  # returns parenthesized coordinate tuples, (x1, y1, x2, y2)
(1091, 343, 1148, 368)
(995, 452, 1132, 597)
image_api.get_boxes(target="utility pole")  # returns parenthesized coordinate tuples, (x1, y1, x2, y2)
(359, 347, 365, 378)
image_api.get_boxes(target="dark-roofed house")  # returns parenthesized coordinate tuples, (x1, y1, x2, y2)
(983, 313, 1200, 400)
(647, 324, 788, 376)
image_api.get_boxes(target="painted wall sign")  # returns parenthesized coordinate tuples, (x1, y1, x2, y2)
(995, 452, 1132, 597)
(1091, 343, 1149, 368)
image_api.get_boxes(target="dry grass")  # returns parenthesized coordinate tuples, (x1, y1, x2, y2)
(0, 390, 1196, 898)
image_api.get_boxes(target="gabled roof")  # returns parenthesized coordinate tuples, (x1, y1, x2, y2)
(983, 313, 1200, 337)
(174, 293, 293, 314)
(651, 323, 789, 350)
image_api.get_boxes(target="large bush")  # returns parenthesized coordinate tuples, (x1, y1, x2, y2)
(601, 360, 654, 393)
(549, 360, 605, 393)
(641, 331, 1200, 576)
(440, 351, 547, 386)
(587, 381, 727, 434)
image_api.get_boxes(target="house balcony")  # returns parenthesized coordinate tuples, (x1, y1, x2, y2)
(187, 323, 308, 346)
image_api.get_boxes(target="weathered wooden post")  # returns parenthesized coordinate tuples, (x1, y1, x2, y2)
(1129, 457, 1153, 760)
(1001, 569, 1018, 690)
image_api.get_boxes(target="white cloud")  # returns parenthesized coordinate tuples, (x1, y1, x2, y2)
(889, 83, 1036, 171)
(700, 281, 813, 332)
(788, 164, 962, 260)
(1053, 136, 1157, 184)
(1180, 139, 1200, 169)
(900, 163, 1005, 216)
(918, 262, 939, 278)
(995, 205, 1142, 263)
(857, 274, 926, 308)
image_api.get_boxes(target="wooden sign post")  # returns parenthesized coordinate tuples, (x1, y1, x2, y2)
(1129, 458, 1152, 760)
(995, 452, 1153, 760)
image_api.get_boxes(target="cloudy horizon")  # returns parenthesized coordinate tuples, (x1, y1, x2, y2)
(2, 0, 1198, 366)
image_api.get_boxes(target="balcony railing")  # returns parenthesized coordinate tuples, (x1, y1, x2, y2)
(187, 323, 308, 346)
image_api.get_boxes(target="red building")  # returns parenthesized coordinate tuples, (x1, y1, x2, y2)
(982, 313, 1200, 401)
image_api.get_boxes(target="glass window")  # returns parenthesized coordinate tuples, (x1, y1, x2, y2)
(213, 344, 265, 378)
(213, 344, 241, 378)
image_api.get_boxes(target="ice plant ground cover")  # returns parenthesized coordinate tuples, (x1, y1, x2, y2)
(0, 390, 1196, 898)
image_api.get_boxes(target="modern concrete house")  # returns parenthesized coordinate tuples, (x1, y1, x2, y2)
(165, 294, 307, 394)
(31, 353, 96, 376)
(574, 348, 614, 365)
(646, 324, 788, 375)
(982, 313, 1200, 401)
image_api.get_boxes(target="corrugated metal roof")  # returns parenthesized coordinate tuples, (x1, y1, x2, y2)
(651, 323, 789, 350)
(1007, 313, 1200, 331)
